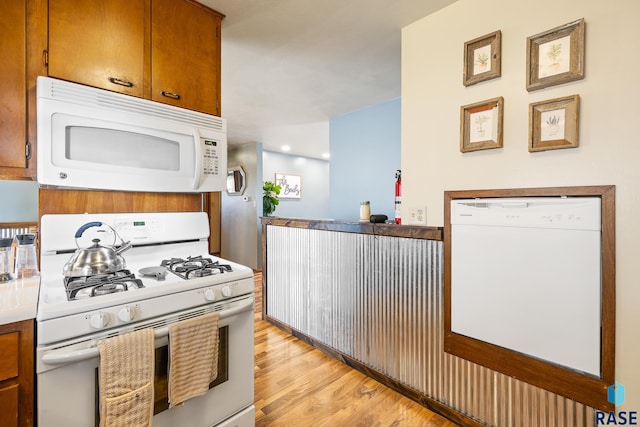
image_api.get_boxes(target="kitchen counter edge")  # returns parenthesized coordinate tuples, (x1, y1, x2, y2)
(261, 217, 443, 241)
(0, 276, 40, 325)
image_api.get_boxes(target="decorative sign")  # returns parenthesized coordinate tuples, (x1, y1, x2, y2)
(275, 173, 301, 199)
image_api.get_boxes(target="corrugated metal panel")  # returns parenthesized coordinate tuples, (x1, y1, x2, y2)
(265, 225, 597, 427)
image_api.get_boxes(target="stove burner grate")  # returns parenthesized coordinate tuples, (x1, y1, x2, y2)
(161, 255, 232, 280)
(65, 270, 144, 300)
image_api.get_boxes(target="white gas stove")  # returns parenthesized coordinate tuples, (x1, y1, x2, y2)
(36, 212, 256, 427)
(37, 212, 253, 341)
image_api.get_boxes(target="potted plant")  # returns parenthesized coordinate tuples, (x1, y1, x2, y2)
(474, 114, 490, 137)
(545, 114, 561, 136)
(546, 43, 562, 71)
(475, 51, 489, 71)
(263, 181, 282, 217)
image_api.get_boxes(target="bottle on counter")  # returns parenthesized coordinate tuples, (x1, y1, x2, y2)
(15, 234, 38, 279)
(359, 201, 371, 222)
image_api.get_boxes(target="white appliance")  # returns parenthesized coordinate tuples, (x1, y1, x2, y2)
(37, 76, 227, 193)
(450, 197, 602, 376)
(36, 212, 255, 427)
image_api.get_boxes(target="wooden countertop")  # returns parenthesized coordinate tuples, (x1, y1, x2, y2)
(261, 217, 443, 241)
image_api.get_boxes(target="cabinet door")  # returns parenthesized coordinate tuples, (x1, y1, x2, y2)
(0, 332, 19, 427)
(151, 0, 222, 115)
(0, 321, 33, 427)
(0, 0, 27, 171)
(48, 0, 148, 98)
(0, 384, 19, 427)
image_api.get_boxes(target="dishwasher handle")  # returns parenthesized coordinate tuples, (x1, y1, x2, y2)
(41, 297, 253, 365)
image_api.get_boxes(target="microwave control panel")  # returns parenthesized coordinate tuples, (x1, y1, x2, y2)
(202, 139, 220, 176)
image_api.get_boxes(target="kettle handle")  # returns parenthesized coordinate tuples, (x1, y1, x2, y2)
(73, 222, 131, 253)
(74, 222, 103, 238)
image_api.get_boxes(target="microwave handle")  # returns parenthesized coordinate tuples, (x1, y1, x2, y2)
(193, 129, 203, 190)
(41, 297, 254, 365)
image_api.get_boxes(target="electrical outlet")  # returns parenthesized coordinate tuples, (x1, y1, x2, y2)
(409, 206, 427, 225)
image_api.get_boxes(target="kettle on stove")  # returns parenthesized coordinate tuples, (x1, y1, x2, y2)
(63, 222, 132, 277)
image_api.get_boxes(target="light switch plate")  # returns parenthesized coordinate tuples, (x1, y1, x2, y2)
(409, 206, 427, 225)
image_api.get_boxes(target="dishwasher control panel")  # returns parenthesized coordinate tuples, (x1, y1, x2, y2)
(450, 197, 601, 230)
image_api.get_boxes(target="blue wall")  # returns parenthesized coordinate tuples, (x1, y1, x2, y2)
(329, 98, 401, 221)
(0, 181, 38, 222)
(262, 151, 330, 219)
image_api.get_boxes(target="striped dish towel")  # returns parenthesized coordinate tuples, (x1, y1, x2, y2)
(168, 312, 220, 407)
(98, 328, 155, 427)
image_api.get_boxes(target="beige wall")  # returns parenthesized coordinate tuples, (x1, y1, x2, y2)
(402, 0, 640, 411)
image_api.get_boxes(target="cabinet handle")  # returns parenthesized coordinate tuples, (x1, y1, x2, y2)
(108, 77, 134, 88)
(161, 91, 181, 100)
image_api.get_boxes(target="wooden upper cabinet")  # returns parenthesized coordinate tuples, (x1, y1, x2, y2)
(48, 0, 148, 98)
(151, 0, 222, 115)
(47, 0, 222, 114)
(0, 0, 28, 172)
(0, 0, 45, 180)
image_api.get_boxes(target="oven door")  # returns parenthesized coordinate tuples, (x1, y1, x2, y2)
(36, 295, 254, 427)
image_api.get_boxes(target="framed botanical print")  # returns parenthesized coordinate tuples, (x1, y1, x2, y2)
(526, 19, 585, 91)
(460, 97, 504, 153)
(529, 95, 580, 152)
(463, 30, 502, 87)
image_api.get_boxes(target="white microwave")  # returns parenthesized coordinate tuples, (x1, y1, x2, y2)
(36, 76, 227, 193)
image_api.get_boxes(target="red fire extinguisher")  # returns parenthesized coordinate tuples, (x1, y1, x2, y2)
(394, 170, 401, 224)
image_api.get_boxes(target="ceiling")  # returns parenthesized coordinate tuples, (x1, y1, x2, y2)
(197, 0, 457, 159)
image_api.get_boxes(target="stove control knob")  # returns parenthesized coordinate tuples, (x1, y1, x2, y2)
(204, 288, 216, 301)
(90, 312, 110, 329)
(221, 286, 232, 298)
(118, 306, 136, 322)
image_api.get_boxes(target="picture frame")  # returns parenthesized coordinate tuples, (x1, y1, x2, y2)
(275, 173, 301, 199)
(463, 30, 502, 87)
(460, 97, 504, 153)
(529, 94, 579, 152)
(526, 19, 585, 91)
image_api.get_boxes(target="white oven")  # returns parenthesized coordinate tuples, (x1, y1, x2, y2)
(36, 213, 255, 427)
(37, 296, 255, 427)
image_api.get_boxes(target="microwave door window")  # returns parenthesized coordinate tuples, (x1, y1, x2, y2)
(65, 126, 181, 171)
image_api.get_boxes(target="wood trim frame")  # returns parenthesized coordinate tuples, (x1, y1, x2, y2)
(443, 185, 615, 411)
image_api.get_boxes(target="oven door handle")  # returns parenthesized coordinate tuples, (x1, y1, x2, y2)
(41, 297, 254, 365)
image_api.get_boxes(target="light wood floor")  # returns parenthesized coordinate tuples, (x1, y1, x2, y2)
(253, 272, 459, 427)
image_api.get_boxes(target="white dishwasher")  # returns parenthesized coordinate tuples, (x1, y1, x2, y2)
(450, 197, 601, 376)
